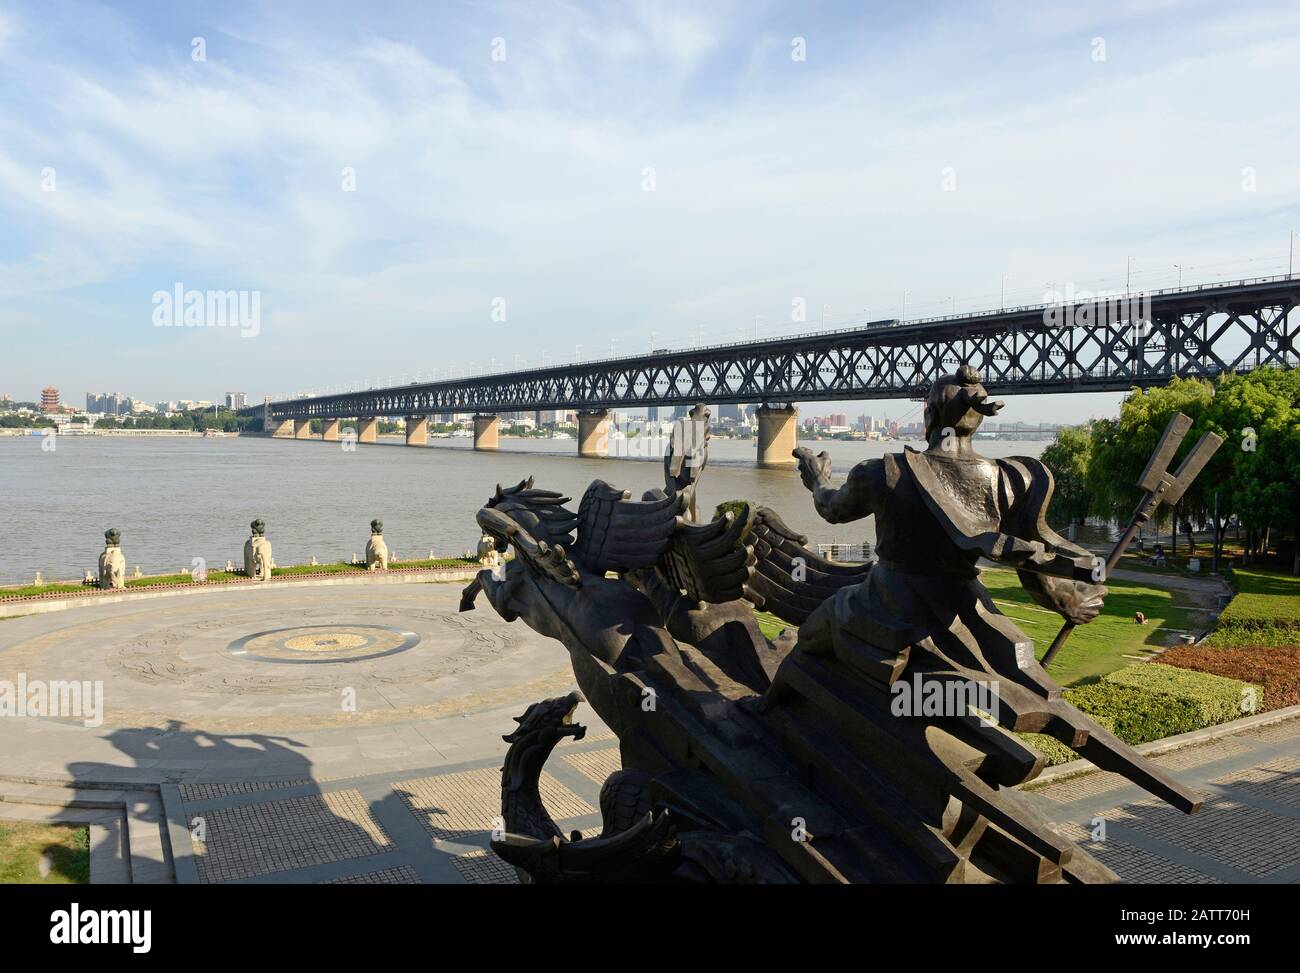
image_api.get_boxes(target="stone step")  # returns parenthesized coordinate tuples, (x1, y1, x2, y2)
(0, 777, 174, 884)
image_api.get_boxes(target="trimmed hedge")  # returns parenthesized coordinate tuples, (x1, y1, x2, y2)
(1103, 662, 1254, 727)
(1020, 662, 1261, 765)
(1064, 681, 1207, 745)
(1208, 567, 1300, 647)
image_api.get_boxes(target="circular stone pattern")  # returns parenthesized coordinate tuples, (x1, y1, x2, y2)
(229, 624, 420, 664)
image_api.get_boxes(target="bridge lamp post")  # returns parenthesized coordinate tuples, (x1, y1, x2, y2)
(902, 290, 909, 321)
(820, 305, 831, 328)
(1000, 274, 1009, 310)
(1174, 264, 1183, 288)
(754, 314, 763, 341)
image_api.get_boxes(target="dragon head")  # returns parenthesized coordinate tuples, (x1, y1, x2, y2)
(503, 691, 587, 746)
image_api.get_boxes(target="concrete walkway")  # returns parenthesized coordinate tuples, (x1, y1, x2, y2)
(1025, 716, 1300, 883)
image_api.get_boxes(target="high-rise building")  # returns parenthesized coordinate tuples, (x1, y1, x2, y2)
(40, 386, 60, 413)
(225, 391, 248, 409)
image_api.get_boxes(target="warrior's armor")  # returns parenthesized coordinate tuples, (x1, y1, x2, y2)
(796, 364, 1105, 700)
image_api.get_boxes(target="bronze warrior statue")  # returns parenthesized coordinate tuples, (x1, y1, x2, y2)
(462, 369, 1204, 884)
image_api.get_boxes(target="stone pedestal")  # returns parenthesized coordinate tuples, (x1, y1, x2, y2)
(756, 404, 798, 468)
(270, 417, 295, 438)
(98, 530, 125, 590)
(405, 416, 428, 447)
(321, 418, 341, 442)
(477, 533, 502, 569)
(578, 409, 610, 458)
(366, 534, 389, 570)
(243, 520, 273, 581)
(473, 414, 500, 450)
(294, 419, 313, 439)
(357, 417, 378, 444)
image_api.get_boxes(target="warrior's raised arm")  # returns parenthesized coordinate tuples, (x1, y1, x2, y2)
(794, 448, 884, 525)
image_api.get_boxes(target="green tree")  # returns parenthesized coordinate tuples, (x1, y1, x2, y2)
(1200, 368, 1300, 569)
(1086, 369, 1298, 570)
(1086, 377, 1214, 551)
(1040, 424, 1092, 526)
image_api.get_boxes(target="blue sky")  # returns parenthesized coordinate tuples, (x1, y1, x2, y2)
(1, 0, 1298, 421)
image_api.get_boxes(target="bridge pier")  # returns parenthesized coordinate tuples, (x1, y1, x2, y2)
(405, 416, 428, 447)
(269, 417, 295, 438)
(578, 409, 610, 458)
(294, 419, 313, 440)
(756, 404, 798, 468)
(357, 417, 378, 444)
(321, 418, 340, 442)
(473, 414, 500, 450)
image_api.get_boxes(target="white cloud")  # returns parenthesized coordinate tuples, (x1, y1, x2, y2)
(0, 2, 1298, 416)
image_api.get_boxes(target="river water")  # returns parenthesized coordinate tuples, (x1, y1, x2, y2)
(0, 433, 1088, 585)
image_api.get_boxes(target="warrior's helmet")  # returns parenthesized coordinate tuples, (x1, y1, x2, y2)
(923, 364, 1005, 442)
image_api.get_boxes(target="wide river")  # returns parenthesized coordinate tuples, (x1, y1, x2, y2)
(0, 433, 1077, 585)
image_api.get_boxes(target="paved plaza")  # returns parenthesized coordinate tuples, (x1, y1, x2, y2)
(1, 579, 1297, 883)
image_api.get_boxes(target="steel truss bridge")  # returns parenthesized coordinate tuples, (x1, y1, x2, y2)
(248, 275, 1298, 422)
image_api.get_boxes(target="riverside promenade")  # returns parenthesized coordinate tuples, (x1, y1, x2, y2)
(0, 577, 1296, 884)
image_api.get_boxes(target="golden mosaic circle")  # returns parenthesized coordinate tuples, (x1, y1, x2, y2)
(228, 624, 420, 664)
(282, 632, 369, 652)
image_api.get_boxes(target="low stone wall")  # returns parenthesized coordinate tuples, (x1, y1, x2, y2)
(0, 566, 481, 619)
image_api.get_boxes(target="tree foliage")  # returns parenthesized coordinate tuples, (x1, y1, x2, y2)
(1085, 377, 1214, 525)
(1079, 368, 1297, 569)
(1040, 424, 1092, 524)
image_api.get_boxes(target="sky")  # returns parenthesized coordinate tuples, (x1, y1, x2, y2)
(1, 0, 1298, 423)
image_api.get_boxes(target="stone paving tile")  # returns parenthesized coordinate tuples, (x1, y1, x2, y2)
(1053, 821, 1221, 884)
(1237, 718, 1300, 746)
(1149, 737, 1249, 770)
(180, 779, 312, 802)
(450, 849, 521, 885)
(322, 865, 421, 884)
(562, 729, 618, 745)
(1103, 795, 1300, 878)
(1212, 753, 1300, 809)
(1029, 770, 1127, 805)
(562, 746, 622, 786)
(191, 788, 392, 883)
(395, 767, 594, 842)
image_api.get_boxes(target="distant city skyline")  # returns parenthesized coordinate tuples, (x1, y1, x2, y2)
(3, 1, 1299, 423)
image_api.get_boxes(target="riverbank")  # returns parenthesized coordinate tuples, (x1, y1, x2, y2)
(0, 557, 482, 618)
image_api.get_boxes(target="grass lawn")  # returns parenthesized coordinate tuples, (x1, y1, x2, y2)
(754, 610, 787, 641)
(979, 567, 1193, 687)
(1210, 567, 1300, 646)
(0, 558, 480, 598)
(749, 568, 1192, 688)
(0, 821, 90, 884)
